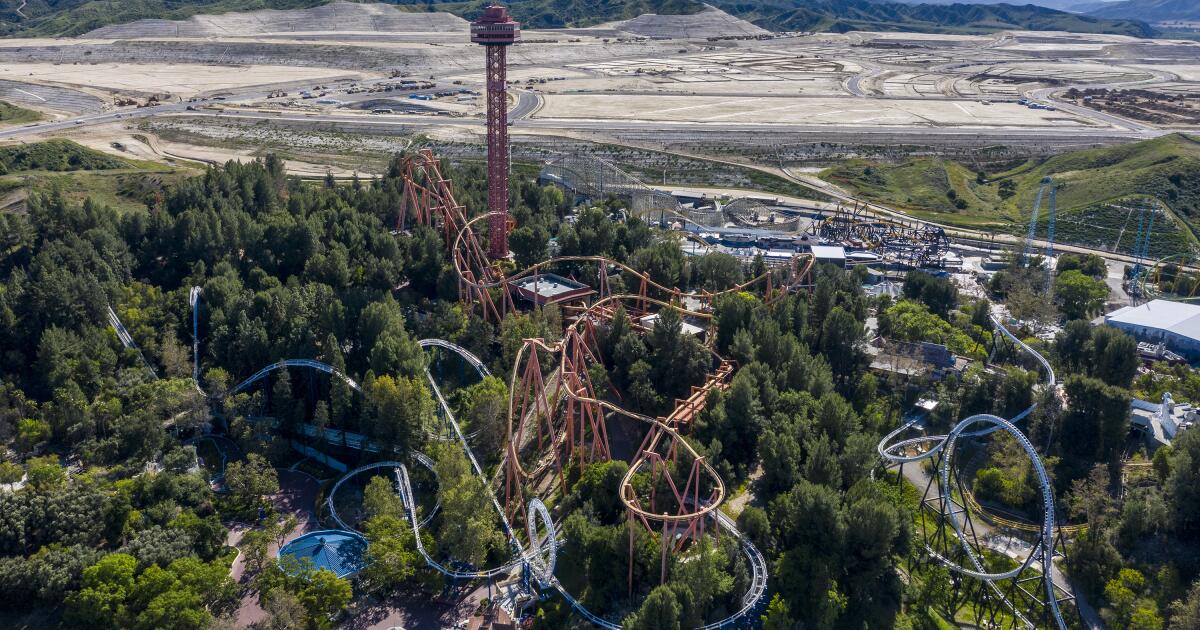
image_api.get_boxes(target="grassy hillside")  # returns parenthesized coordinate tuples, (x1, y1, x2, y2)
(0, 0, 1155, 37)
(0, 139, 129, 173)
(0, 101, 44, 127)
(0, 139, 188, 213)
(821, 133, 1200, 254)
(405, 0, 705, 28)
(0, 0, 703, 34)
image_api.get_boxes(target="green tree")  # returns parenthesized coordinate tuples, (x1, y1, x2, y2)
(363, 374, 433, 456)
(714, 292, 761, 353)
(919, 563, 954, 620)
(571, 460, 629, 524)
(224, 453, 279, 508)
(1166, 429, 1200, 533)
(1090, 326, 1138, 388)
(65, 553, 138, 629)
(322, 334, 351, 427)
(630, 240, 685, 290)
(241, 529, 272, 574)
(297, 569, 352, 630)
(15, 417, 50, 453)
(626, 359, 662, 414)
(0, 461, 21, 484)
(1105, 569, 1159, 629)
(671, 538, 734, 620)
(362, 475, 402, 521)
(25, 454, 65, 492)
(737, 506, 771, 553)
(1168, 579, 1200, 630)
(459, 375, 509, 457)
(761, 593, 794, 630)
(369, 328, 425, 377)
(624, 584, 682, 630)
(262, 588, 309, 630)
(435, 446, 503, 567)
(509, 225, 549, 269)
(878, 299, 982, 359)
(820, 307, 862, 382)
(1055, 269, 1109, 320)
(360, 515, 417, 592)
(1057, 253, 1108, 278)
(903, 270, 958, 318)
(1055, 319, 1094, 374)
(694, 253, 743, 291)
(1060, 376, 1130, 479)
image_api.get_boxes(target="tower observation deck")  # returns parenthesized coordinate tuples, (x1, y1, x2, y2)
(471, 4, 520, 260)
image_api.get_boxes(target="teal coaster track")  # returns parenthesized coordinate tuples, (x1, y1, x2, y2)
(877, 314, 1068, 630)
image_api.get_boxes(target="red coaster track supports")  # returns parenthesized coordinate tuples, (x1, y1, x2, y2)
(397, 150, 514, 323)
(562, 330, 610, 472)
(471, 4, 520, 260)
(506, 340, 564, 522)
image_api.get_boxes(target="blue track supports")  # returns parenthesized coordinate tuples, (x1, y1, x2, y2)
(1022, 177, 1056, 269)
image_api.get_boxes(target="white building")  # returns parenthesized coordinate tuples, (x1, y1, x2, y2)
(1105, 300, 1200, 359)
(1131, 393, 1196, 445)
(639, 313, 706, 338)
(808, 245, 847, 268)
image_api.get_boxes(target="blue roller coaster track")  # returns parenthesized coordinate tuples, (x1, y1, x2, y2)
(878, 314, 1067, 630)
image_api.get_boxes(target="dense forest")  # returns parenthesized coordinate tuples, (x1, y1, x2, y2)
(1, 146, 1200, 630)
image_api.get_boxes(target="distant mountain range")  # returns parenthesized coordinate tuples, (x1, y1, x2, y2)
(890, 0, 1198, 23)
(892, 0, 1099, 11)
(1086, 0, 1200, 23)
(706, 0, 1153, 36)
(0, 0, 1161, 38)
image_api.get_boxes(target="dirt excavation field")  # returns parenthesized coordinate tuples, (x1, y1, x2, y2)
(0, 62, 371, 100)
(535, 94, 1098, 127)
(0, 1, 1197, 175)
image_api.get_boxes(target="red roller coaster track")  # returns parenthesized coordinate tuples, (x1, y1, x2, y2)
(395, 148, 816, 598)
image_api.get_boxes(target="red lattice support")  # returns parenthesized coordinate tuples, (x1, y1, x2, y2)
(396, 151, 517, 324)
(506, 340, 564, 521)
(472, 4, 520, 261)
(485, 44, 510, 260)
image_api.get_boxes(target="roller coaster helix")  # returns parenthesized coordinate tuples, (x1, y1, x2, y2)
(878, 316, 1075, 629)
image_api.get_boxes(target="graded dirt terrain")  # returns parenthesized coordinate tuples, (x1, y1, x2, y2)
(0, 62, 371, 100)
(83, 1, 467, 38)
(535, 94, 1098, 127)
(0, 1, 1196, 165)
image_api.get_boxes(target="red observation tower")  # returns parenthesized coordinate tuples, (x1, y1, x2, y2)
(471, 4, 520, 260)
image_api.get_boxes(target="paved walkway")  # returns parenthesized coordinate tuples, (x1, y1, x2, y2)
(229, 469, 322, 627)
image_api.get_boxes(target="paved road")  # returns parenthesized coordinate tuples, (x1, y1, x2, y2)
(1026, 64, 1181, 133)
(510, 89, 541, 120)
(846, 65, 885, 97)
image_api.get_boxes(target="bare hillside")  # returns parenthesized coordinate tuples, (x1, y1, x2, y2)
(83, 1, 467, 38)
(609, 6, 768, 39)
